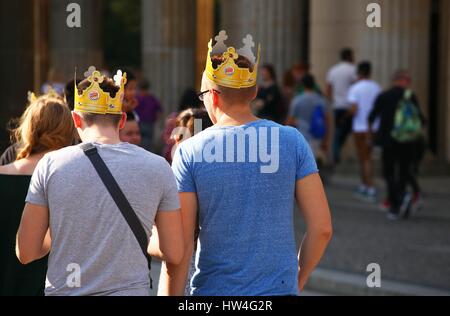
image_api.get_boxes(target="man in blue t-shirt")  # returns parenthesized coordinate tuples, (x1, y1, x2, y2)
(159, 31, 332, 296)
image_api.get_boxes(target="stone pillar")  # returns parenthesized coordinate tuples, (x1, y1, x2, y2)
(49, 0, 103, 82)
(196, 0, 215, 89)
(142, 0, 197, 114)
(0, 0, 36, 150)
(220, 0, 307, 84)
(310, 0, 430, 116)
(438, 0, 450, 163)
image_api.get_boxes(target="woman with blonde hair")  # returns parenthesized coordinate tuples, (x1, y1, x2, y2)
(0, 93, 75, 295)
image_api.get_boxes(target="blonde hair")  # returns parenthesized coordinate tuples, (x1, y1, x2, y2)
(14, 95, 76, 160)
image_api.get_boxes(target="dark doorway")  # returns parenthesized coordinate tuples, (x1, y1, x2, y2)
(301, 0, 310, 64)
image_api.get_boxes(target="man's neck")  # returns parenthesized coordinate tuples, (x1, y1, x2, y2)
(215, 105, 260, 127)
(80, 127, 122, 145)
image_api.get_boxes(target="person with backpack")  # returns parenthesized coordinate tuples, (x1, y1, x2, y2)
(288, 74, 331, 167)
(347, 62, 381, 203)
(369, 70, 425, 220)
(16, 67, 184, 296)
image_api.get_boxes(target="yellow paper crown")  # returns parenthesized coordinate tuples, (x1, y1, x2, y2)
(28, 86, 61, 103)
(74, 66, 127, 115)
(205, 30, 261, 89)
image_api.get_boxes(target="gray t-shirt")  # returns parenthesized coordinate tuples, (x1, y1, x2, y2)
(26, 142, 180, 296)
(290, 92, 327, 142)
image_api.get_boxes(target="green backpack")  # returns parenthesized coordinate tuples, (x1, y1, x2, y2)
(391, 90, 422, 143)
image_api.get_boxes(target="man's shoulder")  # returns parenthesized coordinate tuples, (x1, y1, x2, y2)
(292, 94, 307, 105)
(113, 143, 169, 168)
(176, 121, 301, 148)
(44, 145, 83, 161)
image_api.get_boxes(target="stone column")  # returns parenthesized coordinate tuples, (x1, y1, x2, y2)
(220, 0, 307, 84)
(142, 0, 197, 114)
(0, 0, 36, 150)
(310, 0, 430, 116)
(49, 0, 103, 82)
(196, 0, 215, 89)
(438, 0, 450, 163)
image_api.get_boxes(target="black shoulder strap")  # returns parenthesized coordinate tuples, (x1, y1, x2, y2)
(81, 143, 152, 289)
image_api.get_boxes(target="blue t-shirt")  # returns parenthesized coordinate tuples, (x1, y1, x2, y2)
(172, 119, 318, 296)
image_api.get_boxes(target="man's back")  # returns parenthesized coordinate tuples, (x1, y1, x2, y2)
(327, 62, 357, 109)
(172, 120, 318, 296)
(26, 143, 179, 296)
(370, 86, 422, 146)
(291, 92, 327, 141)
(348, 79, 381, 133)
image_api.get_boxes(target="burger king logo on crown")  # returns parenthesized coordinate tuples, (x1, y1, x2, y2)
(89, 90, 100, 101)
(224, 66, 235, 76)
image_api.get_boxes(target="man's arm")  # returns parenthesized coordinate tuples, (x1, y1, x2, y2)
(296, 174, 333, 292)
(158, 192, 198, 296)
(149, 209, 184, 265)
(16, 203, 51, 264)
(368, 95, 382, 134)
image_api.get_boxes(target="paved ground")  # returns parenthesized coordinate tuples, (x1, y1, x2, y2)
(295, 173, 450, 292)
(150, 170, 450, 295)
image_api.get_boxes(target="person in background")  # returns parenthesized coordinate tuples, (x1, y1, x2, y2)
(1, 82, 81, 167)
(347, 62, 381, 202)
(119, 111, 142, 146)
(254, 64, 286, 123)
(326, 48, 357, 164)
(292, 63, 323, 96)
(282, 69, 297, 109)
(369, 70, 425, 220)
(41, 68, 65, 96)
(0, 93, 76, 296)
(157, 108, 213, 296)
(121, 68, 139, 114)
(162, 88, 204, 164)
(136, 79, 163, 151)
(287, 74, 331, 168)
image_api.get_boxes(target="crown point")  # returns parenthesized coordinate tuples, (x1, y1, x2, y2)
(84, 66, 96, 78)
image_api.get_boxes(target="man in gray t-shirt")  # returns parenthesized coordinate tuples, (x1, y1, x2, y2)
(16, 68, 184, 296)
(288, 74, 330, 155)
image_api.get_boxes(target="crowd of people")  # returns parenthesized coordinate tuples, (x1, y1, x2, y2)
(255, 48, 426, 221)
(0, 30, 425, 296)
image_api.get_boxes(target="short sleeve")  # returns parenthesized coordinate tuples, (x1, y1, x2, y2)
(295, 131, 319, 180)
(326, 69, 333, 84)
(171, 144, 197, 193)
(25, 155, 50, 206)
(347, 85, 359, 104)
(158, 161, 181, 212)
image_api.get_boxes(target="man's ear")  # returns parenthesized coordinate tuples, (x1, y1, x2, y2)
(72, 111, 83, 129)
(211, 89, 220, 108)
(119, 112, 127, 130)
(252, 86, 259, 101)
